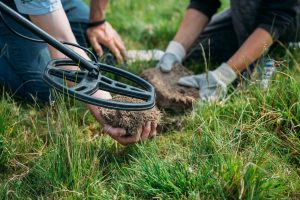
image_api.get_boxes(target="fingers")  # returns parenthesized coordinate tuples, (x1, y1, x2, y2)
(89, 36, 103, 57)
(114, 41, 127, 61)
(91, 34, 124, 64)
(140, 121, 151, 141)
(177, 75, 201, 88)
(111, 129, 142, 146)
(103, 124, 126, 137)
(114, 34, 127, 59)
(107, 28, 126, 63)
(149, 122, 158, 138)
(157, 53, 178, 73)
(107, 39, 124, 64)
(106, 121, 157, 146)
(88, 24, 126, 63)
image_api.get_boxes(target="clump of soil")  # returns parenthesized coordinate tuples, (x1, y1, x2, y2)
(100, 95, 161, 136)
(141, 65, 199, 112)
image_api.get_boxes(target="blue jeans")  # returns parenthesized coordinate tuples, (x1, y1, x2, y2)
(0, 0, 90, 102)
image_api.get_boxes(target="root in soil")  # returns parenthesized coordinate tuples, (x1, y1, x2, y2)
(100, 95, 161, 136)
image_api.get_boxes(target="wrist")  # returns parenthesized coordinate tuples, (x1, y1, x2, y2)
(213, 63, 237, 85)
(88, 19, 106, 28)
(165, 41, 186, 63)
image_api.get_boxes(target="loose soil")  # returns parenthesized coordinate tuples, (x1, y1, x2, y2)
(140, 65, 199, 112)
(100, 95, 161, 136)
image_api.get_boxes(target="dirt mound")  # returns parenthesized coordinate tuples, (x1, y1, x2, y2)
(140, 65, 199, 112)
(100, 95, 161, 136)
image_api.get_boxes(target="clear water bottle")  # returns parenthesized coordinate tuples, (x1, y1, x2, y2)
(288, 42, 300, 49)
(260, 58, 276, 89)
(126, 49, 164, 63)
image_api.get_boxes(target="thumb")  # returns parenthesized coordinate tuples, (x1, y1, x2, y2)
(157, 53, 178, 73)
(103, 124, 127, 137)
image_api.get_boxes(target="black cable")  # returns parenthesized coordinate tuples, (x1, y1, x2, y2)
(62, 42, 98, 63)
(0, 11, 98, 63)
(0, 12, 44, 43)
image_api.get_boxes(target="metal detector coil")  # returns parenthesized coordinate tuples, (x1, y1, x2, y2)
(44, 59, 155, 110)
(0, 2, 155, 111)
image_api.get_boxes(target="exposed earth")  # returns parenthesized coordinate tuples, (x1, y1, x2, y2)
(140, 65, 199, 112)
(100, 95, 161, 136)
(100, 65, 198, 135)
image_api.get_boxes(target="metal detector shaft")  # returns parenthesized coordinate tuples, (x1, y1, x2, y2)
(0, 2, 98, 76)
(0, 2, 156, 110)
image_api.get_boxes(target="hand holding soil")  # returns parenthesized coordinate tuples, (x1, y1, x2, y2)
(99, 95, 161, 136)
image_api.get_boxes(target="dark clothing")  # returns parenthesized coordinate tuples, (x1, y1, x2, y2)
(0, 0, 91, 101)
(185, 9, 239, 68)
(189, 0, 300, 41)
(188, 0, 221, 20)
(185, 0, 300, 70)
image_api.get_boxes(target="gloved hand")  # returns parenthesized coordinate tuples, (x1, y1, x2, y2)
(177, 63, 237, 102)
(156, 41, 186, 73)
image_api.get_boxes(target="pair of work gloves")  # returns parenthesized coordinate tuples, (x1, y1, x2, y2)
(157, 41, 237, 102)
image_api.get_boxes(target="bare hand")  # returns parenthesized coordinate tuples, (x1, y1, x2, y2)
(103, 121, 157, 145)
(87, 22, 126, 63)
(87, 91, 157, 145)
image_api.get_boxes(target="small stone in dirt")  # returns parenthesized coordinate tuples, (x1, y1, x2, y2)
(99, 95, 161, 136)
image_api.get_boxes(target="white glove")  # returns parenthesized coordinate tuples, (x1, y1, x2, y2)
(156, 41, 186, 73)
(177, 63, 237, 102)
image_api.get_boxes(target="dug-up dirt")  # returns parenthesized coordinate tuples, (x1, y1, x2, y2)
(140, 65, 199, 112)
(99, 95, 161, 136)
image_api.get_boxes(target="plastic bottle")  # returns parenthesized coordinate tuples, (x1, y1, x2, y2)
(288, 42, 300, 49)
(126, 49, 164, 63)
(260, 58, 276, 89)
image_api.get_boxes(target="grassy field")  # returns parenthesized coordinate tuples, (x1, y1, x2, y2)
(1, 0, 300, 199)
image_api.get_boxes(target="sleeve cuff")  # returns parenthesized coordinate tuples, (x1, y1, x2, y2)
(14, 0, 63, 15)
(188, 0, 221, 19)
(258, 24, 280, 41)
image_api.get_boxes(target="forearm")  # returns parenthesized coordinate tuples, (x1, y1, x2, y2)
(227, 28, 273, 73)
(29, 9, 89, 67)
(173, 8, 209, 51)
(89, 0, 109, 22)
(30, 9, 111, 106)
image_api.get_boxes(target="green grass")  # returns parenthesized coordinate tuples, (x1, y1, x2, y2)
(106, 0, 188, 49)
(1, 0, 300, 199)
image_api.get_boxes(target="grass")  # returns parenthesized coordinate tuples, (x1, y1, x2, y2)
(1, 0, 300, 199)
